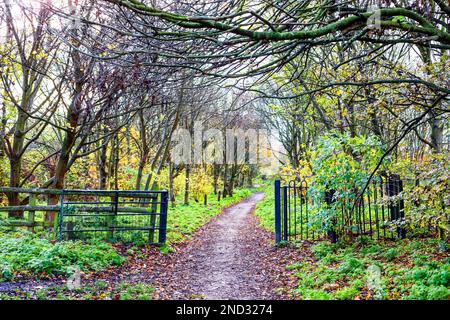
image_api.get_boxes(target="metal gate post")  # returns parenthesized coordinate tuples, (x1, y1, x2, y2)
(325, 189, 337, 243)
(274, 180, 281, 243)
(387, 175, 406, 239)
(283, 186, 288, 241)
(58, 190, 65, 241)
(397, 178, 406, 239)
(158, 191, 168, 244)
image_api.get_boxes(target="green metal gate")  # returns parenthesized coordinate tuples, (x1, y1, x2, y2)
(59, 189, 168, 245)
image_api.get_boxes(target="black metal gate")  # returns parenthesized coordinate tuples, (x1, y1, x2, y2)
(59, 189, 168, 245)
(274, 176, 406, 243)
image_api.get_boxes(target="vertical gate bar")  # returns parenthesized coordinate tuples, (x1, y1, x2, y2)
(368, 190, 373, 239)
(381, 177, 386, 238)
(158, 191, 168, 244)
(281, 184, 284, 240)
(362, 196, 366, 235)
(398, 178, 406, 239)
(360, 198, 364, 236)
(390, 177, 394, 239)
(293, 181, 297, 240)
(396, 177, 400, 238)
(349, 195, 353, 237)
(394, 177, 398, 239)
(374, 181, 380, 240)
(287, 184, 291, 240)
(300, 183, 303, 240)
(149, 186, 159, 243)
(58, 190, 65, 241)
(357, 199, 361, 236)
(274, 180, 281, 243)
(305, 181, 309, 240)
(395, 177, 399, 239)
(283, 186, 288, 241)
(113, 191, 119, 241)
(393, 176, 398, 239)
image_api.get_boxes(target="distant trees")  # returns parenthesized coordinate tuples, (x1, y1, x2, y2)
(102, 0, 449, 158)
(0, 0, 265, 222)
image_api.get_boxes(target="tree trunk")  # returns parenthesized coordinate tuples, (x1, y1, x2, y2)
(135, 155, 147, 190)
(46, 37, 85, 223)
(98, 137, 108, 189)
(108, 134, 120, 190)
(46, 106, 79, 223)
(169, 162, 176, 207)
(7, 106, 28, 218)
(429, 110, 443, 152)
(135, 109, 148, 190)
(184, 164, 190, 205)
(213, 164, 219, 194)
(222, 164, 228, 197)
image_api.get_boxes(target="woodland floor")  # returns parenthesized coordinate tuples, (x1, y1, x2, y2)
(149, 192, 296, 299)
(0, 192, 301, 300)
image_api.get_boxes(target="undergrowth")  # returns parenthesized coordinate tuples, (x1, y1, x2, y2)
(0, 232, 124, 282)
(0, 280, 154, 300)
(254, 182, 449, 300)
(288, 238, 449, 300)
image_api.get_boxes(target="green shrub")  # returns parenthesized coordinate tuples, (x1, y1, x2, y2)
(0, 232, 124, 281)
(361, 244, 381, 255)
(335, 286, 360, 300)
(298, 288, 333, 300)
(322, 253, 340, 265)
(311, 242, 335, 259)
(118, 283, 154, 300)
(338, 257, 364, 275)
(308, 132, 386, 235)
(289, 239, 448, 300)
(383, 248, 398, 262)
(427, 286, 450, 300)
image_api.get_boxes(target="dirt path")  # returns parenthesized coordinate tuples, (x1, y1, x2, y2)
(150, 192, 292, 300)
(0, 192, 300, 300)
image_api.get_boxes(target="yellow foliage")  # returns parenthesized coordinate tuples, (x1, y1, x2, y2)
(279, 160, 312, 185)
(190, 167, 213, 201)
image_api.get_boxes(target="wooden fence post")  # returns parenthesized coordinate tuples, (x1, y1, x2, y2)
(27, 193, 36, 233)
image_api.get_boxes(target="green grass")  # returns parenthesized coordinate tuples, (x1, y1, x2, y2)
(254, 182, 274, 231)
(166, 187, 254, 244)
(288, 238, 449, 300)
(0, 231, 125, 282)
(0, 280, 154, 300)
